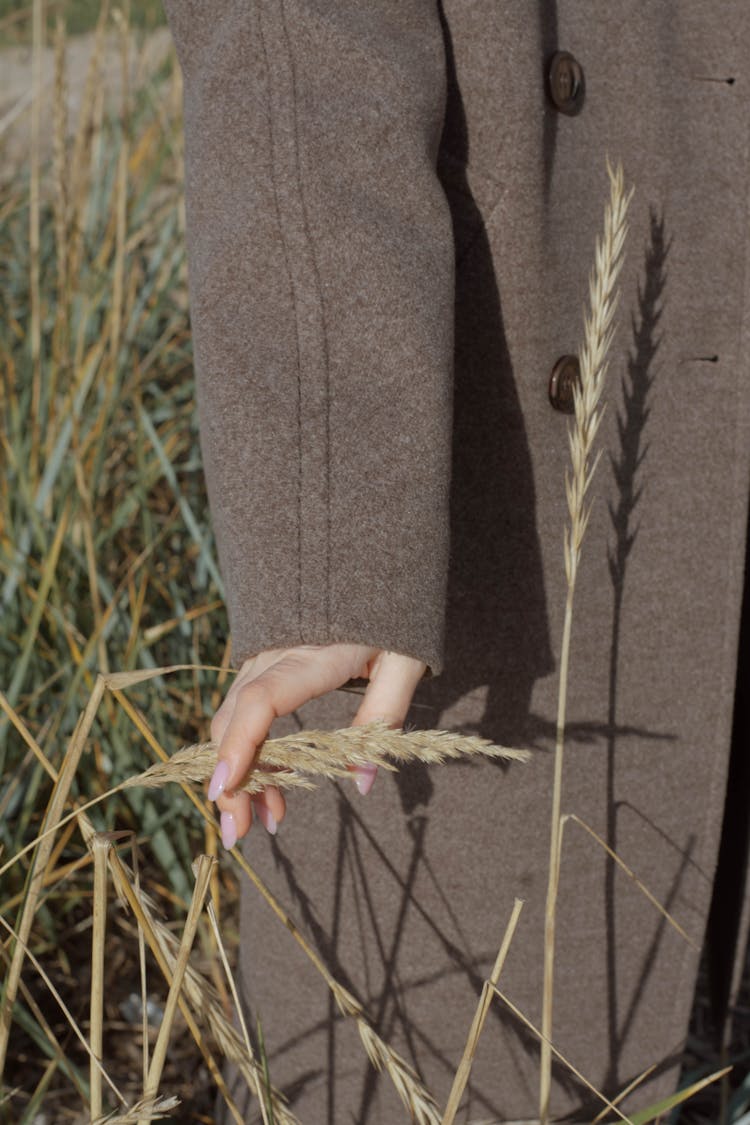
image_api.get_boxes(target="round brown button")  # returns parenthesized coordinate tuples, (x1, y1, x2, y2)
(548, 51, 585, 115)
(548, 355, 581, 414)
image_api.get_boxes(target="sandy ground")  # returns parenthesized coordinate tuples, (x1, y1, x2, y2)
(0, 25, 175, 177)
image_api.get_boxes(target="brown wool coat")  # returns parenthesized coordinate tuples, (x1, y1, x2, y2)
(163, 2, 750, 1121)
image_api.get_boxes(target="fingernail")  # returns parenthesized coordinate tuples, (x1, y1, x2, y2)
(208, 760, 230, 802)
(220, 811, 237, 850)
(355, 764, 377, 797)
(256, 803, 277, 836)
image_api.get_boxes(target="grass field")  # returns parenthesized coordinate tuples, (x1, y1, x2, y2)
(0, 0, 165, 43)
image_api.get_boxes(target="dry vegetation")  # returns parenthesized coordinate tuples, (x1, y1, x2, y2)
(1, 4, 748, 1124)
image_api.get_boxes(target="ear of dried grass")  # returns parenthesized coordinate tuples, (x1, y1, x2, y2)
(539, 158, 634, 1125)
(357, 1022, 441, 1125)
(229, 845, 442, 1124)
(93, 1093, 181, 1124)
(128, 718, 529, 796)
(0, 721, 527, 880)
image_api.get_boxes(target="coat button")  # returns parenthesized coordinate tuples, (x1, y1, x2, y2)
(548, 355, 581, 413)
(548, 51, 585, 115)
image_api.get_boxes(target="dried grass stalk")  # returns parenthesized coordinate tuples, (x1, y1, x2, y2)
(29, 0, 43, 483)
(496, 987, 635, 1125)
(0, 910, 124, 1105)
(205, 901, 271, 1125)
(51, 12, 70, 400)
(139, 856, 215, 1125)
(0, 939, 88, 1105)
(96, 838, 299, 1125)
(90, 835, 111, 1120)
(441, 898, 524, 1124)
(127, 718, 529, 797)
(564, 813, 697, 948)
(0, 673, 106, 1077)
(539, 158, 634, 1125)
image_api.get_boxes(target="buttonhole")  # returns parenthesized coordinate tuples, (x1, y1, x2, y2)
(692, 75, 736, 85)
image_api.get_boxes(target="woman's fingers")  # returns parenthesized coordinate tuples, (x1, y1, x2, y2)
(208, 644, 425, 844)
(210, 649, 287, 748)
(209, 644, 378, 844)
(351, 651, 427, 726)
(349, 652, 427, 796)
(252, 785, 286, 835)
(216, 788, 252, 849)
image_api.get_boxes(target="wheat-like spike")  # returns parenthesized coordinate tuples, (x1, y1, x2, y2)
(93, 1095, 181, 1123)
(358, 1022, 441, 1125)
(126, 719, 529, 796)
(252, 916, 444, 1120)
(564, 158, 633, 583)
(539, 157, 633, 1125)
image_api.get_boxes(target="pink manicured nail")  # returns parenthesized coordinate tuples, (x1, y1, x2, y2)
(255, 803, 277, 836)
(220, 811, 237, 850)
(355, 764, 377, 797)
(208, 760, 230, 802)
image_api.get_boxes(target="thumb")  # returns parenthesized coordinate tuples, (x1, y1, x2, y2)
(349, 652, 427, 796)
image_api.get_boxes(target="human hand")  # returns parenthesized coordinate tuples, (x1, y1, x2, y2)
(207, 643, 427, 848)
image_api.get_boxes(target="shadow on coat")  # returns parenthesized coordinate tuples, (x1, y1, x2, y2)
(604, 206, 670, 1086)
(400, 0, 555, 819)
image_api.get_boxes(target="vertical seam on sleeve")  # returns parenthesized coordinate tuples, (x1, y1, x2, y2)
(257, 0, 333, 639)
(255, 1, 305, 639)
(279, 0, 333, 632)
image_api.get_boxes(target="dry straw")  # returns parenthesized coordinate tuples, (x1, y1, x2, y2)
(0, 720, 528, 878)
(92, 1094, 181, 1123)
(138, 855, 215, 1125)
(0, 663, 527, 1123)
(129, 719, 529, 796)
(539, 157, 634, 1125)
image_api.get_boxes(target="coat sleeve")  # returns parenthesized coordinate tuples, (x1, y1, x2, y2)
(163, 0, 455, 677)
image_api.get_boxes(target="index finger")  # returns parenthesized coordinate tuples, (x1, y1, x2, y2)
(210, 644, 376, 797)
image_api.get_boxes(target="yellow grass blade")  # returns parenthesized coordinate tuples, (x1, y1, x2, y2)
(442, 898, 524, 1124)
(139, 855, 215, 1123)
(625, 1068, 731, 1125)
(0, 672, 106, 1076)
